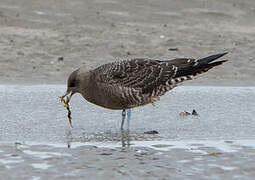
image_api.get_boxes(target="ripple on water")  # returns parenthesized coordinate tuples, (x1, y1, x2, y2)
(31, 163, 52, 170)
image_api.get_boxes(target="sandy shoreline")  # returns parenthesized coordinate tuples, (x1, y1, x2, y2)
(0, 0, 254, 85)
(1, 1, 255, 178)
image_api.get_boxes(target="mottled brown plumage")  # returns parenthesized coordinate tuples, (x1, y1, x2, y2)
(62, 52, 228, 129)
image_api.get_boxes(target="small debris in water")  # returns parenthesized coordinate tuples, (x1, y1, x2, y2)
(179, 111, 191, 116)
(204, 152, 223, 157)
(192, 109, 198, 116)
(100, 152, 113, 156)
(179, 109, 198, 116)
(11, 154, 19, 157)
(14, 142, 22, 145)
(59, 95, 73, 128)
(144, 130, 159, 134)
(152, 144, 174, 148)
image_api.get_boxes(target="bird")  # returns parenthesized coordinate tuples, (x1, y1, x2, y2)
(61, 52, 228, 131)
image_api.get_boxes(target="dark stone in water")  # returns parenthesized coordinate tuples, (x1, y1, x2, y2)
(14, 142, 22, 145)
(180, 109, 198, 116)
(144, 130, 159, 134)
(192, 109, 198, 116)
(100, 152, 113, 156)
(57, 56, 64, 61)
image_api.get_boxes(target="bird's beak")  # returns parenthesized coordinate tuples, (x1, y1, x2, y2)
(61, 89, 74, 101)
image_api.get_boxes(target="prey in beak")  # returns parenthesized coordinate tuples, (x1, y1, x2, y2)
(59, 90, 73, 128)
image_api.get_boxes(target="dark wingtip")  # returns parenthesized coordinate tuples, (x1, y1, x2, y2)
(221, 52, 228, 56)
(217, 59, 228, 64)
(208, 52, 228, 59)
(221, 59, 228, 63)
(198, 52, 228, 64)
(218, 52, 228, 58)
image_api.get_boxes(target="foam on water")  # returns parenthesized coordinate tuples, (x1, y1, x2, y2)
(23, 150, 71, 159)
(208, 164, 237, 171)
(31, 163, 52, 170)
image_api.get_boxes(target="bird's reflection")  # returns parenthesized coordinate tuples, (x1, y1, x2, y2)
(121, 130, 131, 148)
(66, 130, 72, 148)
(65, 129, 132, 149)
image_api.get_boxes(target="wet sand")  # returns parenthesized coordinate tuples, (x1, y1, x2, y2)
(0, 0, 255, 85)
(1, 140, 255, 179)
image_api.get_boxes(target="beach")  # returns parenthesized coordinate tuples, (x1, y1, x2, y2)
(0, 0, 255, 179)
(0, 0, 254, 85)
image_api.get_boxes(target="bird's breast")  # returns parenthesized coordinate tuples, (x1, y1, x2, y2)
(80, 84, 126, 110)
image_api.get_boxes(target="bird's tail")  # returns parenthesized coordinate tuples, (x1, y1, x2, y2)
(187, 52, 228, 76)
(171, 52, 228, 83)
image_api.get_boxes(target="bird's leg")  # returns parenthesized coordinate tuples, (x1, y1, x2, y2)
(121, 109, 126, 131)
(126, 109, 131, 132)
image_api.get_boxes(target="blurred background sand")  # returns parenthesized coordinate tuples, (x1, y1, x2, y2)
(0, 0, 254, 85)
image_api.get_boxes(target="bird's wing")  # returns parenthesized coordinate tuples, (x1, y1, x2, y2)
(92, 58, 177, 94)
(92, 52, 227, 98)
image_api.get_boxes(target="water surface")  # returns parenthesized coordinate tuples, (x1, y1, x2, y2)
(0, 85, 254, 142)
(0, 85, 255, 179)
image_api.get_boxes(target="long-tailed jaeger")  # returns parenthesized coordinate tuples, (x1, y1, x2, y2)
(61, 52, 228, 130)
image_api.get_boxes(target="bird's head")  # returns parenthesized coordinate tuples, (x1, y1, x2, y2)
(61, 67, 90, 101)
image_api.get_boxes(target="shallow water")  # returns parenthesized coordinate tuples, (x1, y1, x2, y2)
(0, 85, 255, 179)
(0, 85, 254, 142)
